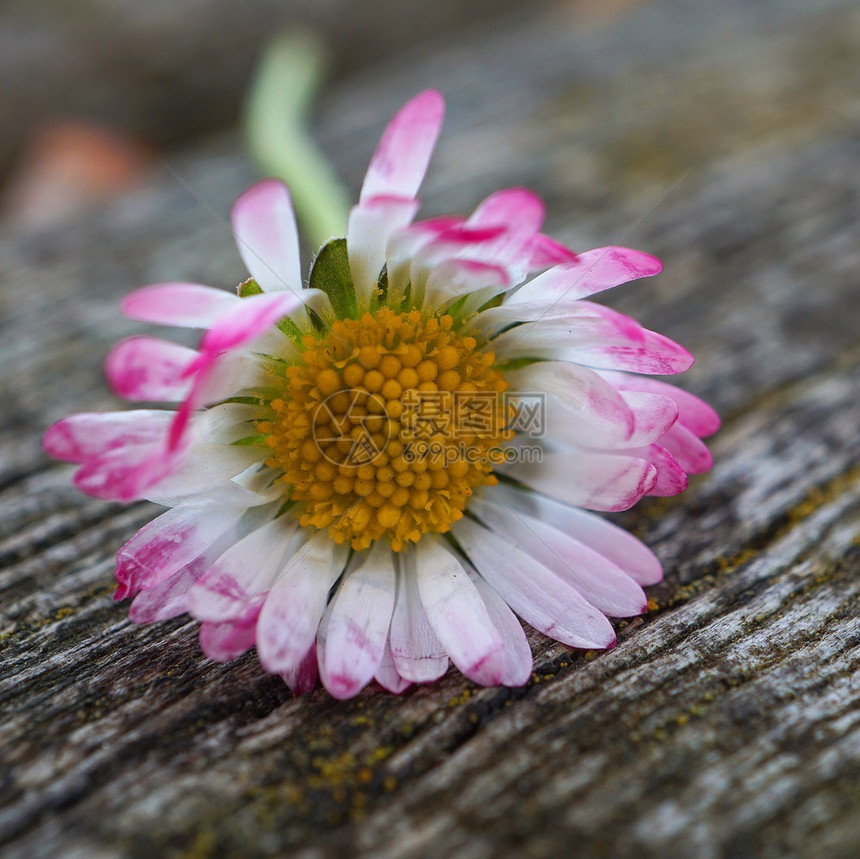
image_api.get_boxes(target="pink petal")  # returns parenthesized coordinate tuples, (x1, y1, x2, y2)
(494, 485, 663, 587)
(415, 539, 506, 686)
(199, 601, 262, 662)
(256, 538, 349, 675)
(472, 496, 647, 617)
(526, 234, 579, 269)
(188, 518, 298, 623)
(385, 216, 465, 296)
(389, 557, 448, 683)
(199, 290, 307, 355)
(506, 246, 662, 307)
(634, 444, 689, 497)
(73, 439, 174, 502)
(660, 423, 714, 473)
(500, 449, 657, 512)
(122, 283, 240, 328)
(281, 646, 318, 696)
(464, 188, 546, 277)
(619, 392, 680, 448)
(230, 179, 302, 293)
(454, 518, 616, 650)
(467, 573, 532, 686)
(44, 410, 171, 464)
(105, 336, 197, 402)
(316, 544, 397, 700)
(116, 504, 247, 599)
(167, 290, 307, 450)
(360, 90, 445, 204)
(492, 317, 694, 375)
(128, 557, 208, 623)
(600, 372, 720, 437)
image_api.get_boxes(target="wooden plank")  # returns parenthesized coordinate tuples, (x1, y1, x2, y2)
(2, 0, 859, 856)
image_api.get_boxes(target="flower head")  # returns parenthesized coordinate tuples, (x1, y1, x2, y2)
(44, 91, 719, 698)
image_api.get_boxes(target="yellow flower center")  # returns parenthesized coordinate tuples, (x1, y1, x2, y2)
(257, 308, 512, 551)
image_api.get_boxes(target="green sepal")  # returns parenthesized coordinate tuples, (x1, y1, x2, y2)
(231, 434, 270, 447)
(308, 237, 357, 319)
(237, 277, 264, 298)
(495, 356, 546, 372)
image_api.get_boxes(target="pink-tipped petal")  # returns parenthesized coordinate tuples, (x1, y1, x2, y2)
(619, 392, 680, 448)
(472, 495, 648, 618)
(415, 539, 506, 686)
(506, 246, 662, 307)
(636, 444, 689, 497)
(600, 372, 721, 437)
(128, 555, 212, 623)
(492, 317, 694, 375)
(506, 362, 635, 446)
(116, 504, 246, 597)
(389, 556, 448, 683)
(316, 544, 396, 700)
(231, 179, 302, 293)
(199, 602, 261, 662)
(526, 234, 579, 269)
(454, 518, 616, 650)
(256, 538, 350, 675)
(660, 423, 714, 474)
(360, 90, 445, 204)
(467, 573, 532, 686)
(200, 290, 307, 355)
(121, 283, 240, 328)
(106, 336, 197, 402)
(43, 410, 172, 463)
(501, 449, 657, 512)
(281, 646, 318, 696)
(72, 439, 173, 502)
(465, 188, 546, 277)
(495, 485, 664, 586)
(188, 518, 298, 623)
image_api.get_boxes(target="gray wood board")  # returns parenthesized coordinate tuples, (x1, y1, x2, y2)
(1, 0, 859, 856)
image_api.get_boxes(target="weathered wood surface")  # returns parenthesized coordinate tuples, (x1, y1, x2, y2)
(2, 0, 860, 856)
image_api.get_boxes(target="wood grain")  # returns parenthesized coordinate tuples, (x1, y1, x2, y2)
(1, 0, 859, 856)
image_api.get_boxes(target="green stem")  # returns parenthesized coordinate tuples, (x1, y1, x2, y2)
(244, 32, 351, 249)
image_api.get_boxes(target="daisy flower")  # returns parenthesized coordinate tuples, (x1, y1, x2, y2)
(44, 91, 718, 698)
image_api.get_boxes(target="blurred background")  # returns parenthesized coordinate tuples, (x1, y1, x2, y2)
(0, 0, 544, 229)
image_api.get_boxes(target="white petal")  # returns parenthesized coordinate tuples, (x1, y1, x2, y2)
(467, 570, 532, 686)
(506, 362, 634, 447)
(453, 518, 616, 649)
(187, 517, 298, 622)
(499, 449, 657, 512)
(389, 551, 448, 683)
(256, 536, 350, 674)
(415, 539, 505, 685)
(231, 179, 302, 293)
(471, 494, 647, 617)
(317, 542, 397, 699)
(347, 196, 418, 309)
(492, 484, 663, 586)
